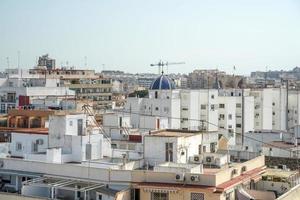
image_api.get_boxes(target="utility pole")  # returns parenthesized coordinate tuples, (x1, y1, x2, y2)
(242, 88, 245, 145)
(286, 79, 289, 131)
(6, 57, 10, 80)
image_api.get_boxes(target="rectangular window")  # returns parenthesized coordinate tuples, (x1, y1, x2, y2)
(191, 193, 204, 200)
(201, 105, 206, 110)
(164, 107, 169, 113)
(211, 104, 215, 111)
(32, 142, 38, 152)
(77, 119, 83, 136)
(198, 145, 202, 154)
(236, 124, 242, 128)
(236, 103, 241, 108)
(228, 114, 232, 120)
(210, 143, 216, 153)
(119, 117, 123, 127)
(165, 143, 173, 162)
(182, 108, 188, 111)
(151, 192, 168, 200)
(219, 104, 225, 108)
(16, 142, 22, 151)
(203, 146, 206, 153)
(219, 114, 225, 120)
(0, 104, 5, 113)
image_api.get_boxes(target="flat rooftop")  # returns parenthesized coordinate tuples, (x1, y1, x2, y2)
(263, 169, 298, 178)
(148, 129, 202, 137)
(263, 141, 295, 149)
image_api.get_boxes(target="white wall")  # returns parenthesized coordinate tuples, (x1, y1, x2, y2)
(10, 133, 48, 158)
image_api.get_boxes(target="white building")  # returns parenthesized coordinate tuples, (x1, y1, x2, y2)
(125, 74, 219, 132)
(7, 112, 107, 164)
(0, 76, 75, 113)
(144, 129, 222, 166)
(10, 131, 48, 158)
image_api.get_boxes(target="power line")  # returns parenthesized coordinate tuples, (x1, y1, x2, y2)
(113, 109, 296, 155)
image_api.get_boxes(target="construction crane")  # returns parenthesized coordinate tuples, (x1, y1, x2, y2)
(150, 60, 185, 74)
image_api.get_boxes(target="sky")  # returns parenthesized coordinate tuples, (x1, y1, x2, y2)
(0, 0, 300, 75)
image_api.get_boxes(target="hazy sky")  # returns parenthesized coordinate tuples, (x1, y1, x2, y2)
(1, 0, 300, 75)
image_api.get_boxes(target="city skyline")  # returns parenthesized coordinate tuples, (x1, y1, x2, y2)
(1, 0, 300, 75)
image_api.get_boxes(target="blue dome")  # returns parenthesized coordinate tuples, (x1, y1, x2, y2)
(149, 74, 175, 90)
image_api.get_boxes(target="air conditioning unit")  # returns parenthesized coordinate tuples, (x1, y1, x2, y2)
(190, 175, 200, 182)
(175, 174, 185, 182)
(36, 139, 44, 145)
(206, 156, 213, 163)
(193, 155, 201, 163)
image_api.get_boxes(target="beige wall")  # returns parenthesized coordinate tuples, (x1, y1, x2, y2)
(215, 155, 265, 185)
(139, 187, 224, 200)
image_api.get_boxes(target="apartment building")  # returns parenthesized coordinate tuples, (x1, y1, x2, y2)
(29, 68, 113, 110)
(0, 74, 75, 113)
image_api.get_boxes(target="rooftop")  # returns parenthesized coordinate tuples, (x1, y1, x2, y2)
(148, 129, 199, 137)
(263, 141, 296, 149)
(149, 74, 175, 90)
(263, 169, 298, 178)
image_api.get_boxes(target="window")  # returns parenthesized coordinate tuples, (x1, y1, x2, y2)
(210, 143, 216, 153)
(211, 95, 214, 99)
(191, 193, 204, 200)
(273, 112, 275, 116)
(228, 114, 232, 120)
(272, 102, 275, 106)
(155, 91, 158, 99)
(219, 104, 225, 109)
(203, 146, 206, 153)
(219, 114, 225, 120)
(236, 103, 241, 108)
(16, 142, 22, 151)
(32, 142, 38, 152)
(211, 104, 215, 111)
(155, 107, 159, 111)
(69, 120, 73, 126)
(165, 143, 173, 162)
(182, 118, 188, 121)
(164, 107, 169, 113)
(182, 108, 188, 111)
(236, 124, 241, 128)
(98, 195, 102, 200)
(198, 145, 202, 154)
(119, 117, 122, 127)
(151, 192, 168, 200)
(201, 105, 206, 110)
